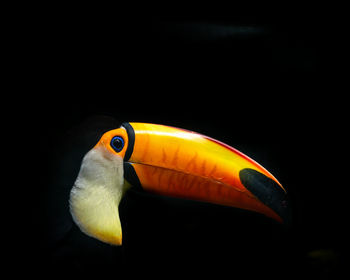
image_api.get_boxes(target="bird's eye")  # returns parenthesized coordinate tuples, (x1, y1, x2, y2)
(111, 136, 125, 153)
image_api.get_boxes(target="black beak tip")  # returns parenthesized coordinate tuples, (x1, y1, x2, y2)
(239, 168, 292, 226)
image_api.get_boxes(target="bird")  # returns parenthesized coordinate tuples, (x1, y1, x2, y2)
(39, 116, 295, 279)
(69, 121, 290, 246)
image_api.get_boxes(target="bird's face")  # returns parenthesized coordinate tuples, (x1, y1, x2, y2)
(70, 122, 289, 245)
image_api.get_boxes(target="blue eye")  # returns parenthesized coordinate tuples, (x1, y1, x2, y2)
(111, 136, 125, 153)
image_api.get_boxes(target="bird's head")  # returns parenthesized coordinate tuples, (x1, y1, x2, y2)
(70, 122, 290, 245)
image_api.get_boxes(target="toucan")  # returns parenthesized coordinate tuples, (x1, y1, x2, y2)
(69, 122, 289, 245)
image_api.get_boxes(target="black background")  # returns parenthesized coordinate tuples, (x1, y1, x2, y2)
(17, 12, 346, 279)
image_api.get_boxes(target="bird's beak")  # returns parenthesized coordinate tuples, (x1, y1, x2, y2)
(70, 122, 290, 245)
(123, 123, 289, 223)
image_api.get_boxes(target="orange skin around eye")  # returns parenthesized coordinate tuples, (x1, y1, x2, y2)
(94, 127, 129, 159)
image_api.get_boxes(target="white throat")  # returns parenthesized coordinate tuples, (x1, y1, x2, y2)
(69, 145, 129, 245)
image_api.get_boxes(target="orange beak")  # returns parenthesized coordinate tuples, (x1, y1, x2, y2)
(117, 122, 289, 223)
